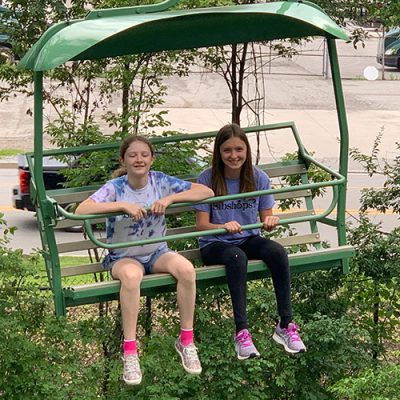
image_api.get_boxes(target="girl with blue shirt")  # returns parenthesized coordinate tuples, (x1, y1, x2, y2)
(195, 123, 306, 360)
(76, 136, 213, 385)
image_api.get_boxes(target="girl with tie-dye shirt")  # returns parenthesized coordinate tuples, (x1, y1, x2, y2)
(76, 135, 213, 385)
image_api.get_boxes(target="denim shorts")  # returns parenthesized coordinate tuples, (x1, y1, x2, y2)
(104, 246, 172, 278)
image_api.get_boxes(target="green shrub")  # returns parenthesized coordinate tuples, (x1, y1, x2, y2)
(329, 363, 400, 400)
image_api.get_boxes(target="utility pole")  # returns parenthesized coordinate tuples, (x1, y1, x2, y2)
(381, 25, 385, 81)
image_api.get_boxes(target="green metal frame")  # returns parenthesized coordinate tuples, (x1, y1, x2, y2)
(17, 1, 353, 315)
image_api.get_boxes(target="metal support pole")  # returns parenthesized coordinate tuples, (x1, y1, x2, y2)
(34, 71, 65, 315)
(322, 38, 329, 79)
(381, 26, 386, 81)
(33, 72, 45, 203)
(327, 39, 350, 272)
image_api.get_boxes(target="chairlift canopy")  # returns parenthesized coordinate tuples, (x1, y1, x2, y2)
(18, 1, 348, 72)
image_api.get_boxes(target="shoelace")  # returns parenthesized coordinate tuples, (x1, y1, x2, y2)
(183, 344, 200, 363)
(125, 355, 140, 375)
(236, 330, 253, 347)
(285, 323, 301, 342)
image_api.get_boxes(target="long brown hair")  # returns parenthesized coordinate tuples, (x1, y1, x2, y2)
(211, 123, 255, 196)
(112, 135, 155, 178)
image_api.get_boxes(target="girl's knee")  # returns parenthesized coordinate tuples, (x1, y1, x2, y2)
(269, 241, 288, 258)
(119, 266, 143, 289)
(176, 261, 196, 283)
(224, 248, 248, 268)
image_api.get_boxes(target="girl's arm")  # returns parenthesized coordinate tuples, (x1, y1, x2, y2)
(151, 183, 214, 215)
(169, 182, 214, 203)
(259, 208, 280, 231)
(196, 210, 242, 234)
(75, 198, 147, 220)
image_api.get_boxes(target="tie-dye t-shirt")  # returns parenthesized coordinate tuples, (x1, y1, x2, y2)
(90, 171, 191, 264)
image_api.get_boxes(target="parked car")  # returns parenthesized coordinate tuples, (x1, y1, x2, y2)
(12, 154, 67, 212)
(377, 27, 400, 69)
(0, 5, 16, 63)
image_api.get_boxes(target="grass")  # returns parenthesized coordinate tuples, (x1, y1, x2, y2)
(60, 255, 92, 267)
(35, 255, 92, 269)
(0, 148, 21, 157)
(34, 255, 97, 287)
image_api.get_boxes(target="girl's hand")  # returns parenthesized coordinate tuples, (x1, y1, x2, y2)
(263, 215, 279, 231)
(223, 221, 242, 234)
(150, 197, 173, 216)
(122, 202, 147, 221)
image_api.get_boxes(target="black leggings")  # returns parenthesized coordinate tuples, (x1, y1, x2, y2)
(200, 236, 292, 333)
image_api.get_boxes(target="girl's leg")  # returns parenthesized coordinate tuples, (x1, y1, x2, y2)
(201, 242, 249, 333)
(111, 259, 144, 385)
(153, 252, 202, 375)
(241, 236, 306, 354)
(201, 242, 260, 360)
(153, 252, 196, 330)
(240, 236, 293, 326)
(111, 259, 144, 340)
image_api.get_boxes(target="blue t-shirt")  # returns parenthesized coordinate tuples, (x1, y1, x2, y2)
(194, 167, 274, 247)
(90, 171, 191, 264)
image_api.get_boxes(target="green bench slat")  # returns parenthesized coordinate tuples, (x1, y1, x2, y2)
(63, 245, 355, 307)
(61, 262, 105, 277)
(55, 217, 105, 230)
(57, 238, 107, 253)
(262, 163, 307, 178)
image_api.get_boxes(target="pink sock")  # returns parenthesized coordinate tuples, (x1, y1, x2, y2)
(180, 328, 194, 346)
(123, 339, 137, 356)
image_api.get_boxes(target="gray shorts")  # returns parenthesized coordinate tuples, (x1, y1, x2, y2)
(105, 246, 172, 278)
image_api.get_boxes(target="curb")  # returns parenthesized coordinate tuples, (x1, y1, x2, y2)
(0, 162, 17, 169)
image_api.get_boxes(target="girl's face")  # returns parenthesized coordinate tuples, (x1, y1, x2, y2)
(122, 140, 154, 178)
(219, 136, 247, 175)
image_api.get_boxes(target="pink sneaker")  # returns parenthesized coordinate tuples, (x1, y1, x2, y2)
(273, 322, 307, 354)
(234, 329, 260, 360)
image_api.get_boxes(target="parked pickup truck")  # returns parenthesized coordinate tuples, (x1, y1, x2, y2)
(12, 154, 67, 212)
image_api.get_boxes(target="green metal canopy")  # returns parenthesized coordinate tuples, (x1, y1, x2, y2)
(18, 1, 349, 72)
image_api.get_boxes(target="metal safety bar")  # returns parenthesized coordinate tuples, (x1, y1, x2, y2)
(81, 184, 339, 251)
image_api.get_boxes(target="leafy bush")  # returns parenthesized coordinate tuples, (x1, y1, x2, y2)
(0, 213, 373, 400)
(277, 152, 331, 211)
(329, 363, 400, 400)
(0, 215, 107, 399)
